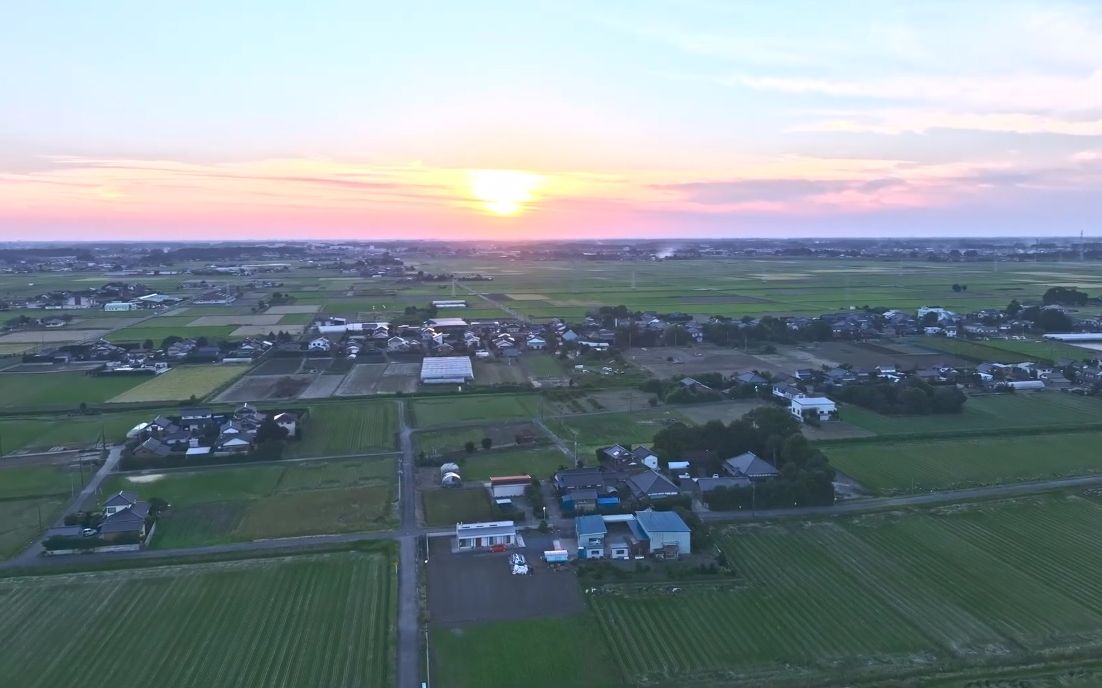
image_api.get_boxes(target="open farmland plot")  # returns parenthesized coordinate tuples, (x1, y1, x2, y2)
(0, 496, 68, 559)
(839, 392, 1102, 436)
(0, 549, 396, 688)
(459, 447, 569, 481)
(410, 394, 541, 427)
(0, 371, 148, 410)
(0, 328, 109, 344)
(589, 494, 1102, 686)
(544, 409, 686, 456)
(824, 430, 1102, 494)
(288, 401, 398, 456)
(423, 487, 495, 526)
(108, 365, 247, 403)
(0, 410, 164, 453)
(913, 336, 1098, 364)
(106, 325, 239, 344)
(100, 457, 396, 548)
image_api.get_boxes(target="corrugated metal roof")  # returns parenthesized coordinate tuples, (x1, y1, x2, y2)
(634, 510, 690, 533)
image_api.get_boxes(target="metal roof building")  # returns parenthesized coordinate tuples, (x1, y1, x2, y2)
(420, 356, 474, 384)
(455, 520, 517, 550)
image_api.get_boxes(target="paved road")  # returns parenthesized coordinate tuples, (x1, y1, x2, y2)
(697, 472, 1102, 522)
(8, 444, 123, 566)
(395, 400, 421, 688)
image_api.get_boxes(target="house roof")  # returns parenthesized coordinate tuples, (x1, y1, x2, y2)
(99, 507, 147, 534)
(575, 515, 607, 537)
(723, 451, 779, 478)
(180, 407, 212, 417)
(696, 476, 751, 493)
(634, 510, 690, 534)
(630, 446, 656, 461)
(137, 437, 171, 457)
(555, 467, 605, 490)
(628, 470, 680, 498)
(104, 491, 138, 507)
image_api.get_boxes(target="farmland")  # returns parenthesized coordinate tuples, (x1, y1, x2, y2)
(432, 616, 620, 688)
(825, 430, 1102, 494)
(544, 409, 687, 456)
(0, 410, 159, 453)
(457, 447, 569, 481)
(97, 457, 396, 548)
(589, 493, 1102, 686)
(410, 394, 542, 427)
(0, 463, 75, 558)
(422, 487, 494, 526)
(287, 400, 399, 456)
(913, 336, 1097, 364)
(108, 365, 247, 403)
(0, 549, 396, 688)
(0, 372, 148, 410)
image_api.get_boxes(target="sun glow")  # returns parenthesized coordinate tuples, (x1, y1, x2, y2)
(467, 169, 543, 216)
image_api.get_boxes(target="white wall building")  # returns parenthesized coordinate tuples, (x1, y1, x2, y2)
(790, 396, 837, 423)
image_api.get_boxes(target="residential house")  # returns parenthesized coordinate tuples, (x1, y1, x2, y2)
(180, 407, 213, 430)
(103, 491, 141, 516)
(575, 515, 607, 559)
(308, 337, 332, 352)
(630, 446, 659, 470)
(694, 476, 751, 500)
(790, 396, 838, 423)
(772, 383, 804, 401)
(455, 521, 517, 550)
(133, 437, 171, 459)
(734, 371, 768, 386)
(723, 451, 779, 481)
(627, 470, 681, 501)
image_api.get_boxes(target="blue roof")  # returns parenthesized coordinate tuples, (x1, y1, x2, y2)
(575, 515, 607, 536)
(634, 510, 690, 534)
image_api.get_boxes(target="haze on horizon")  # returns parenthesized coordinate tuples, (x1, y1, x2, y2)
(2, 0, 1101, 242)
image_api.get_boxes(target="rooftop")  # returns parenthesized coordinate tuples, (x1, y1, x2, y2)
(634, 510, 690, 534)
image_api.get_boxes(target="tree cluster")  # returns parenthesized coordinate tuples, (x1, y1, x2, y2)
(1042, 286, 1088, 307)
(832, 378, 966, 415)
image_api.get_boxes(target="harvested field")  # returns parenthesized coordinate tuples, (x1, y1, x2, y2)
(0, 329, 108, 343)
(231, 324, 305, 336)
(288, 401, 399, 456)
(628, 344, 785, 378)
(214, 374, 314, 402)
(298, 374, 346, 399)
(108, 365, 245, 403)
(267, 304, 320, 314)
(473, 360, 528, 385)
(249, 357, 304, 375)
(336, 363, 388, 395)
(188, 314, 284, 326)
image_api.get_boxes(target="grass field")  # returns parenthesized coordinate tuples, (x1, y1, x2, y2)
(105, 324, 239, 344)
(423, 487, 495, 526)
(433, 616, 620, 688)
(97, 457, 396, 547)
(410, 394, 542, 427)
(0, 410, 161, 452)
(521, 352, 566, 377)
(287, 401, 398, 456)
(826, 430, 1102, 493)
(913, 336, 1095, 364)
(0, 549, 396, 688)
(457, 447, 570, 481)
(588, 493, 1102, 686)
(0, 464, 76, 500)
(545, 409, 686, 456)
(0, 496, 68, 560)
(839, 392, 1102, 436)
(0, 372, 147, 410)
(108, 365, 247, 403)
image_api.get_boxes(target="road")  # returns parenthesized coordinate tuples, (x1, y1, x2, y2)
(8, 444, 123, 566)
(395, 400, 421, 688)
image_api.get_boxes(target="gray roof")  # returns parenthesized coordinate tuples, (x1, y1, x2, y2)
(628, 470, 681, 498)
(634, 510, 690, 534)
(104, 491, 139, 507)
(555, 467, 605, 490)
(180, 407, 213, 418)
(99, 507, 146, 534)
(630, 446, 656, 461)
(724, 452, 778, 479)
(696, 476, 751, 493)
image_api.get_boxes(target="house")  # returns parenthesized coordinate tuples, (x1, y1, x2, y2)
(630, 446, 659, 470)
(561, 330, 579, 343)
(694, 476, 751, 499)
(576, 515, 607, 559)
(630, 510, 691, 557)
(735, 371, 768, 386)
(598, 444, 632, 463)
(526, 336, 547, 350)
(489, 475, 531, 499)
(133, 437, 171, 459)
(794, 368, 817, 381)
(99, 507, 149, 540)
(790, 396, 838, 423)
(217, 435, 252, 453)
(554, 466, 605, 492)
(455, 521, 517, 550)
(103, 491, 141, 516)
(627, 470, 681, 501)
(180, 407, 213, 430)
(723, 451, 779, 481)
(772, 383, 804, 401)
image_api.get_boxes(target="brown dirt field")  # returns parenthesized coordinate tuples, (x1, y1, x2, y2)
(628, 344, 785, 378)
(473, 360, 528, 385)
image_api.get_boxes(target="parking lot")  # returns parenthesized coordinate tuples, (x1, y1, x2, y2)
(427, 533, 585, 627)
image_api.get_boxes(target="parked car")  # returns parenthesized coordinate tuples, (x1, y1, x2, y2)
(81, 528, 97, 537)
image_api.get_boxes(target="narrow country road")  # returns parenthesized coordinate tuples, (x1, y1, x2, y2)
(395, 400, 421, 688)
(8, 444, 123, 566)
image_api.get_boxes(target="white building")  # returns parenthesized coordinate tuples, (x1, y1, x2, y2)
(790, 396, 837, 423)
(420, 356, 474, 384)
(455, 521, 517, 550)
(104, 302, 136, 312)
(489, 475, 531, 498)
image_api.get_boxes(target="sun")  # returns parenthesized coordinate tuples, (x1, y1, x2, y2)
(467, 169, 543, 216)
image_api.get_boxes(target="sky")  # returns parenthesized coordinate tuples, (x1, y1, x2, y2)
(2, 0, 1102, 241)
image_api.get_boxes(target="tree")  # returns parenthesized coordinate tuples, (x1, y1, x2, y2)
(256, 415, 289, 443)
(952, 283, 962, 292)
(1006, 299, 1022, 317)
(1042, 286, 1088, 307)
(143, 339, 155, 350)
(464, 441, 476, 453)
(481, 437, 493, 450)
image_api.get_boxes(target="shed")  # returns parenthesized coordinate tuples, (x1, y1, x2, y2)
(490, 474, 532, 498)
(575, 514, 608, 559)
(633, 510, 691, 557)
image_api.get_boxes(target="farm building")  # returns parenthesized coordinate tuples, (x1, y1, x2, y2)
(104, 301, 137, 312)
(420, 356, 474, 384)
(427, 317, 469, 330)
(631, 510, 691, 557)
(1004, 380, 1046, 391)
(455, 521, 517, 550)
(790, 396, 838, 423)
(489, 475, 531, 498)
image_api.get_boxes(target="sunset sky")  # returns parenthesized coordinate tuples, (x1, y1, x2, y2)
(3, 1, 1102, 240)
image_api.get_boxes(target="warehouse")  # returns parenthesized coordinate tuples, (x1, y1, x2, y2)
(420, 356, 474, 384)
(631, 510, 691, 557)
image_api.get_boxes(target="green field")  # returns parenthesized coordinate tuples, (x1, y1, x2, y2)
(545, 409, 686, 456)
(588, 493, 1102, 686)
(105, 324, 240, 344)
(0, 549, 395, 688)
(0, 372, 147, 410)
(0, 464, 77, 500)
(458, 447, 569, 481)
(826, 430, 1102, 493)
(422, 487, 495, 526)
(108, 365, 247, 403)
(410, 394, 541, 427)
(839, 392, 1102, 436)
(0, 495, 68, 559)
(913, 336, 1096, 364)
(521, 352, 566, 377)
(0, 410, 167, 453)
(287, 401, 398, 456)
(97, 457, 396, 547)
(433, 616, 620, 688)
